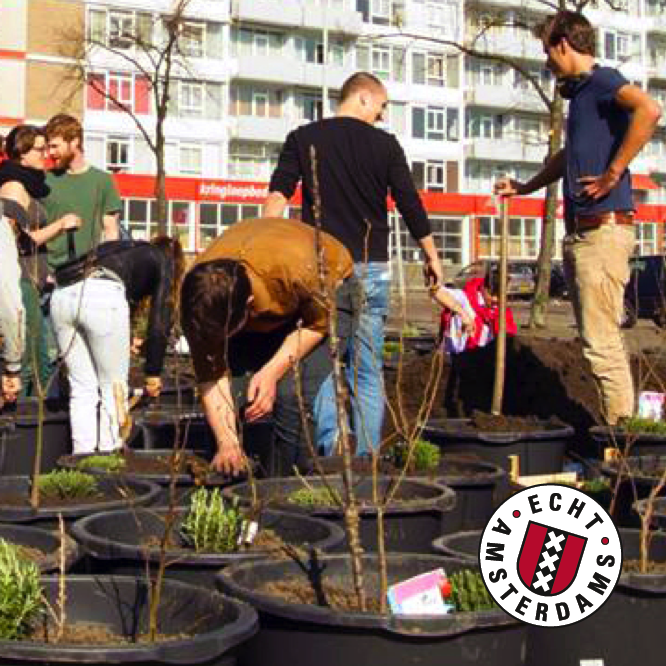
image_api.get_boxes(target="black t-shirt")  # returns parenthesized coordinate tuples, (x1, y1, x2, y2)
(269, 116, 431, 262)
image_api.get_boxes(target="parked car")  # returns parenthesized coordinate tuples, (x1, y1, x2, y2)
(448, 259, 567, 298)
(622, 254, 666, 328)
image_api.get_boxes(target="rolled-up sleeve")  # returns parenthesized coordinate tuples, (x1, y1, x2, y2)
(387, 136, 431, 241)
(0, 217, 25, 373)
(269, 131, 302, 199)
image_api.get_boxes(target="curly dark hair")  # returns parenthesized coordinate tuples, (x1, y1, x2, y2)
(534, 11, 596, 57)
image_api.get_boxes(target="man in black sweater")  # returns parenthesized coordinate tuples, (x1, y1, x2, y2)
(264, 71, 443, 455)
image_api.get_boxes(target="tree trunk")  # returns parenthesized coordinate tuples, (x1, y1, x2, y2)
(528, 92, 564, 328)
(154, 130, 168, 236)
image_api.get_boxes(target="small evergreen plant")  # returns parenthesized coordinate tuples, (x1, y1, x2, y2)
(287, 486, 341, 507)
(180, 488, 246, 553)
(37, 470, 99, 500)
(0, 538, 43, 640)
(450, 570, 496, 612)
(76, 452, 126, 473)
(391, 439, 441, 473)
(621, 416, 666, 435)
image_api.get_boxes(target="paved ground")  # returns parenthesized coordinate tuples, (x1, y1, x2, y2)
(386, 289, 666, 354)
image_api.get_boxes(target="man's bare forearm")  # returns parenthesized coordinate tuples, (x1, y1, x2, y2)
(200, 375, 239, 452)
(519, 150, 565, 195)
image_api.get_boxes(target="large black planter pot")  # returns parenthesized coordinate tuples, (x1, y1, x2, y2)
(0, 398, 70, 474)
(0, 575, 257, 666)
(432, 529, 480, 562)
(433, 528, 666, 666)
(224, 477, 456, 554)
(601, 455, 666, 527)
(148, 376, 197, 409)
(131, 406, 215, 453)
(422, 418, 573, 475)
(71, 506, 345, 587)
(524, 529, 666, 666)
(0, 476, 161, 530)
(0, 523, 80, 572)
(590, 425, 666, 457)
(317, 455, 504, 534)
(217, 554, 526, 666)
(57, 450, 234, 506)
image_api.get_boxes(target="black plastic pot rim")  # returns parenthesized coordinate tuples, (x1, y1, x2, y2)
(0, 523, 81, 573)
(216, 554, 518, 639)
(615, 529, 666, 594)
(600, 456, 666, 484)
(0, 476, 162, 522)
(590, 425, 666, 443)
(431, 530, 481, 563)
(0, 575, 258, 664)
(57, 451, 232, 487)
(70, 507, 346, 566)
(422, 419, 574, 444)
(225, 477, 457, 516)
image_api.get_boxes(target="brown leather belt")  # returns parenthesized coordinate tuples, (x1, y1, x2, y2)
(575, 211, 634, 232)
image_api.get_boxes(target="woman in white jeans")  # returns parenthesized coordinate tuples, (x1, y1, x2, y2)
(50, 238, 182, 454)
(50, 274, 129, 453)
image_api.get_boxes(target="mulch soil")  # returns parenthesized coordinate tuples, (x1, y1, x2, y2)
(30, 623, 187, 645)
(0, 489, 132, 508)
(384, 335, 666, 440)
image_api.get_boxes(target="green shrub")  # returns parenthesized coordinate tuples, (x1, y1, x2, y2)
(621, 416, 666, 435)
(383, 341, 402, 359)
(37, 470, 99, 500)
(450, 569, 496, 612)
(180, 488, 246, 553)
(76, 452, 126, 473)
(579, 478, 610, 493)
(287, 486, 341, 507)
(0, 538, 43, 640)
(401, 323, 421, 338)
(391, 439, 441, 473)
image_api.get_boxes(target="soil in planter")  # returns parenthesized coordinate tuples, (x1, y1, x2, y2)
(30, 623, 188, 645)
(15, 544, 47, 564)
(76, 450, 211, 478)
(261, 578, 382, 613)
(622, 559, 666, 574)
(0, 488, 133, 508)
(459, 411, 565, 433)
(384, 336, 666, 438)
(143, 527, 296, 557)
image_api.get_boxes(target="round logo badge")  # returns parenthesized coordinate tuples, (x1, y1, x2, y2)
(479, 483, 622, 627)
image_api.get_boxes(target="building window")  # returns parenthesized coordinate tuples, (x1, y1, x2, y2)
(230, 85, 283, 118)
(181, 22, 205, 58)
(372, 46, 391, 80)
(109, 11, 134, 49)
(602, 30, 639, 61)
(431, 216, 463, 265)
(637, 222, 657, 254)
(412, 51, 446, 86)
(467, 113, 503, 139)
(123, 198, 155, 241)
(386, 101, 407, 135)
(412, 160, 445, 192)
(108, 73, 133, 111)
(106, 136, 130, 172)
(297, 93, 323, 121)
(180, 82, 203, 117)
(412, 106, 458, 141)
(233, 28, 284, 57)
(180, 144, 202, 175)
(229, 141, 279, 180)
(479, 216, 539, 259)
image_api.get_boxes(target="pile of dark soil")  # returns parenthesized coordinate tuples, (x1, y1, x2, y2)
(385, 336, 666, 438)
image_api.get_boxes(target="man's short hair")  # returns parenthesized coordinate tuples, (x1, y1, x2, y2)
(44, 114, 84, 144)
(340, 72, 385, 103)
(180, 259, 252, 347)
(4, 125, 44, 161)
(534, 11, 596, 57)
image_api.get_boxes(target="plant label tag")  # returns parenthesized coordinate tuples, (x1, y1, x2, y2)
(387, 568, 451, 615)
(638, 391, 665, 421)
(579, 660, 604, 666)
(239, 521, 259, 545)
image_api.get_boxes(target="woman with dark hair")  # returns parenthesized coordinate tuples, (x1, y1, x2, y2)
(0, 124, 81, 400)
(51, 236, 184, 453)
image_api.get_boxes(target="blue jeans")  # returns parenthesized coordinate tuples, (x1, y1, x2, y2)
(315, 262, 391, 455)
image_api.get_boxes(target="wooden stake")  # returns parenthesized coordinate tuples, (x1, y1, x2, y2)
(491, 198, 509, 415)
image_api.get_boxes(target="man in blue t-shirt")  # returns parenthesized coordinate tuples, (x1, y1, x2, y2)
(495, 11, 661, 425)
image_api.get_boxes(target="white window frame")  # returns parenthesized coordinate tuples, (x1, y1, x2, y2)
(179, 143, 202, 175)
(181, 21, 205, 58)
(179, 81, 204, 117)
(108, 72, 134, 111)
(106, 135, 131, 172)
(427, 53, 445, 86)
(372, 46, 391, 80)
(252, 90, 270, 117)
(371, 0, 391, 24)
(109, 10, 134, 49)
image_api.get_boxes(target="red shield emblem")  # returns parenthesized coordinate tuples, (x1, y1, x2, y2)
(517, 521, 587, 597)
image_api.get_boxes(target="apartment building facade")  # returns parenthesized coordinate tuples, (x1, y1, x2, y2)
(2, 0, 665, 265)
